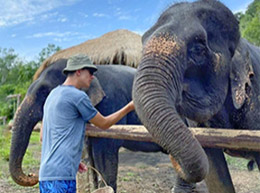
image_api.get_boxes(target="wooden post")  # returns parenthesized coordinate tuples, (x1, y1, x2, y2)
(0, 116, 7, 125)
(6, 94, 21, 117)
(86, 124, 260, 152)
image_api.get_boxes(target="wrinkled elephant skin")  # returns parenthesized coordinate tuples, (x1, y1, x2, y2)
(133, 0, 260, 192)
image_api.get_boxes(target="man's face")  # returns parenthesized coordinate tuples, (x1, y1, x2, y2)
(79, 68, 94, 88)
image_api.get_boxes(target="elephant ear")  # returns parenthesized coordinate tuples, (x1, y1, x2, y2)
(230, 41, 254, 109)
(82, 76, 106, 106)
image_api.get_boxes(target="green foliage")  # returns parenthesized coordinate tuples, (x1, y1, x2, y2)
(237, 0, 260, 46)
(0, 84, 16, 119)
(243, 17, 260, 45)
(37, 44, 61, 66)
(0, 48, 19, 85)
(0, 44, 61, 120)
(0, 82, 32, 120)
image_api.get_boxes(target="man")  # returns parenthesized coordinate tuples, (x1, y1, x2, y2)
(39, 54, 135, 192)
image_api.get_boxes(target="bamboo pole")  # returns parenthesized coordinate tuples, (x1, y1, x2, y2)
(86, 124, 260, 152)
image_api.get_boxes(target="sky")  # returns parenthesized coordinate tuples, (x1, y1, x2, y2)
(0, 0, 254, 61)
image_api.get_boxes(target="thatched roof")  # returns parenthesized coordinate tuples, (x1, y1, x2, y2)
(34, 29, 142, 80)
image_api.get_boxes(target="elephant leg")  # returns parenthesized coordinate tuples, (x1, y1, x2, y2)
(90, 137, 121, 192)
(204, 148, 235, 193)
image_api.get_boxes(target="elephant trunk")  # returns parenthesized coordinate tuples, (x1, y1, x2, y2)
(133, 55, 209, 183)
(9, 96, 40, 186)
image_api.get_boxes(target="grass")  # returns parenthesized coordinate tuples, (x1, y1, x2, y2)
(0, 125, 41, 191)
(225, 154, 250, 171)
(120, 172, 137, 181)
(0, 129, 11, 162)
(0, 125, 41, 166)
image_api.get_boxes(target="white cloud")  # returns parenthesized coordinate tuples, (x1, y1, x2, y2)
(118, 15, 132, 20)
(28, 31, 79, 38)
(11, 34, 17, 38)
(0, 0, 79, 27)
(79, 12, 88, 18)
(26, 31, 95, 43)
(58, 17, 68, 23)
(114, 7, 133, 21)
(53, 37, 70, 42)
(54, 34, 95, 42)
(93, 13, 109, 18)
(115, 7, 122, 15)
(71, 23, 89, 28)
(41, 12, 59, 20)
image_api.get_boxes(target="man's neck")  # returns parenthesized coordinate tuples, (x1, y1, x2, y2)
(63, 77, 80, 89)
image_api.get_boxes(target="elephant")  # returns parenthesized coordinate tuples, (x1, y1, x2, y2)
(133, 0, 260, 192)
(9, 60, 165, 192)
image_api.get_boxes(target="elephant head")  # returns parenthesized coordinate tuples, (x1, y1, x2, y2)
(9, 59, 105, 186)
(133, 0, 240, 183)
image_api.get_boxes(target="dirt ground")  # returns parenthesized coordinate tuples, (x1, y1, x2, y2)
(2, 148, 260, 193)
(116, 149, 260, 193)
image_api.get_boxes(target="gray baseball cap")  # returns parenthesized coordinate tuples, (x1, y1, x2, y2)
(63, 54, 97, 75)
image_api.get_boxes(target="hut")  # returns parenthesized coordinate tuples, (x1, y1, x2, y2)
(34, 29, 142, 80)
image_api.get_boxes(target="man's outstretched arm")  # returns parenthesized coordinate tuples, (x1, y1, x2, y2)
(89, 101, 135, 130)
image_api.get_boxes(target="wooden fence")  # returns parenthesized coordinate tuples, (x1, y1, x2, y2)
(86, 124, 260, 152)
(0, 116, 7, 125)
(81, 124, 260, 193)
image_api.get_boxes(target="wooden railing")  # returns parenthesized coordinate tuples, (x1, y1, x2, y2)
(86, 124, 260, 152)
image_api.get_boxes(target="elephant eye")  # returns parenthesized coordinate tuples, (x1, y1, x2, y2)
(187, 43, 207, 66)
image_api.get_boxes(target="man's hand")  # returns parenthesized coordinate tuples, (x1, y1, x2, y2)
(90, 100, 135, 129)
(78, 162, 88, 173)
(126, 101, 135, 111)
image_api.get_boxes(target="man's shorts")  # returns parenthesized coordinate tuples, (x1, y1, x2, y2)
(39, 180, 76, 193)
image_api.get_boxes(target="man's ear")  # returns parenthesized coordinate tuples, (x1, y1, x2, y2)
(82, 76, 105, 106)
(75, 69, 81, 76)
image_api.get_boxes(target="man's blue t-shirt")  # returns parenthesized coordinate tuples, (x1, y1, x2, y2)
(39, 85, 97, 181)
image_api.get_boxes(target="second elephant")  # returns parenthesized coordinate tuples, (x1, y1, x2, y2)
(9, 60, 165, 192)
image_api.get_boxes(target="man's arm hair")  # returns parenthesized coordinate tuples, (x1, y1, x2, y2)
(89, 101, 134, 129)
